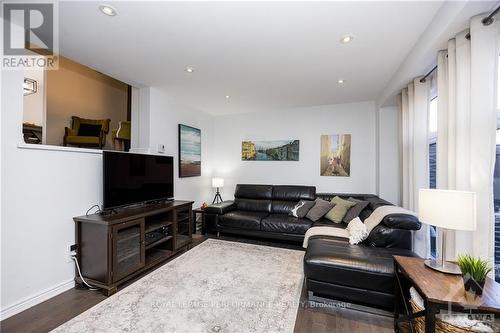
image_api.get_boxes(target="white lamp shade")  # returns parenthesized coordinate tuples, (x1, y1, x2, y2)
(418, 189, 476, 231)
(212, 178, 224, 188)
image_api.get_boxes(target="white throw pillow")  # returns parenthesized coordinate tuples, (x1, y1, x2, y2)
(346, 217, 368, 245)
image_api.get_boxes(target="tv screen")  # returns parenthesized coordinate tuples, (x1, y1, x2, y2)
(103, 151, 174, 209)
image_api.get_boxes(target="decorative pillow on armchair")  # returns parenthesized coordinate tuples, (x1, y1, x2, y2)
(78, 124, 102, 137)
(324, 196, 356, 223)
(290, 200, 316, 218)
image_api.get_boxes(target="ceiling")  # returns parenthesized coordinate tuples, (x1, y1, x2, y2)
(58, 1, 444, 115)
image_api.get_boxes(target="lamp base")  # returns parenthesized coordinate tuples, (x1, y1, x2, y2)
(212, 190, 223, 204)
(424, 259, 462, 275)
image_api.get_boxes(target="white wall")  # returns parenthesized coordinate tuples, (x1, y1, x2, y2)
(0, 79, 215, 319)
(1, 70, 104, 320)
(148, 87, 214, 208)
(212, 101, 378, 200)
(23, 68, 45, 127)
(378, 106, 401, 204)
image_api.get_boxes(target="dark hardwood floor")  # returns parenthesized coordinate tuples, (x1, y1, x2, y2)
(1, 234, 395, 333)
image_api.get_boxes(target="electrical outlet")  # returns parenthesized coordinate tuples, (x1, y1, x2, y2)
(157, 144, 165, 153)
(70, 244, 77, 252)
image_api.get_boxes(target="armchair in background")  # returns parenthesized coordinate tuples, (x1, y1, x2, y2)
(111, 120, 131, 151)
(63, 116, 110, 149)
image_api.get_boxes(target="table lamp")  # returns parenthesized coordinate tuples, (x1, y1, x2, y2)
(212, 178, 224, 204)
(418, 189, 477, 274)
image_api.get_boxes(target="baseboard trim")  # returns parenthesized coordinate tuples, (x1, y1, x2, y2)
(0, 279, 75, 321)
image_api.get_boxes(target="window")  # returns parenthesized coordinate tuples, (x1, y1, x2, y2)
(429, 96, 438, 258)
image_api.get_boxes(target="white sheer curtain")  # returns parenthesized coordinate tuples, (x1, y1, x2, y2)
(436, 15, 499, 267)
(400, 79, 431, 258)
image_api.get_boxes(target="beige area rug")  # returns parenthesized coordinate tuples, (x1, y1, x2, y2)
(53, 239, 305, 333)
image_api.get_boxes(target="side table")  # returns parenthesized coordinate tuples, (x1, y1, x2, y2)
(393, 255, 500, 333)
(192, 208, 206, 235)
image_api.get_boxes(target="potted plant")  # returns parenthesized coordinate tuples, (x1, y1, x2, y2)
(457, 254, 492, 296)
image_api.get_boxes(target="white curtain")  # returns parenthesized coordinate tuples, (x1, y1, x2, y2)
(400, 78, 431, 258)
(436, 15, 499, 267)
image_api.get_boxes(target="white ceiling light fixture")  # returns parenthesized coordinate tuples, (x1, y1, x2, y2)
(340, 35, 354, 44)
(99, 4, 117, 16)
(185, 66, 195, 73)
(337, 79, 345, 84)
(225, 95, 230, 99)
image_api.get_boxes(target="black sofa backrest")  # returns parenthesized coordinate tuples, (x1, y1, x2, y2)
(233, 184, 316, 214)
(272, 185, 316, 214)
(234, 184, 273, 212)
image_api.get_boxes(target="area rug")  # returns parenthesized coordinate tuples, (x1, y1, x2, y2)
(52, 239, 304, 333)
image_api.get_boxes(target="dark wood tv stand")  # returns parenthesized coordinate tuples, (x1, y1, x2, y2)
(73, 200, 193, 296)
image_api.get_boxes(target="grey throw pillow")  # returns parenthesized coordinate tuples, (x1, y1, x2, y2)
(343, 197, 369, 223)
(290, 200, 316, 218)
(306, 199, 335, 222)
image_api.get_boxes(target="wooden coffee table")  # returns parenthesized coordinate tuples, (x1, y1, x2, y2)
(393, 255, 500, 333)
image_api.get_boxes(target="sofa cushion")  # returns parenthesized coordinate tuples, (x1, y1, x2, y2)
(304, 236, 416, 294)
(312, 219, 348, 228)
(261, 214, 312, 234)
(218, 210, 269, 231)
(234, 184, 273, 199)
(272, 185, 316, 201)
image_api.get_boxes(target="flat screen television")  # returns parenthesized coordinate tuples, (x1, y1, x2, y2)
(103, 151, 174, 210)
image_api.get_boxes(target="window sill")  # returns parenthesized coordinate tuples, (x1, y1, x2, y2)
(17, 143, 104, 155)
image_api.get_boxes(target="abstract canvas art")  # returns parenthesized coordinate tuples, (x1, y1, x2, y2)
(178, 124, 201, 177)
(320, 134, 351, 176)
(242, 140, 299, 161)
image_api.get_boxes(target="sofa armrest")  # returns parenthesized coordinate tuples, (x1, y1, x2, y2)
(65, 127, 77, 136)
(205, 201, 236, 215)
(382, 214, 421, 230)
(364, 225, 413, 250)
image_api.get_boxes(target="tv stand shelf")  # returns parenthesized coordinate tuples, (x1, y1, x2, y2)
(73, 200, 193, 296)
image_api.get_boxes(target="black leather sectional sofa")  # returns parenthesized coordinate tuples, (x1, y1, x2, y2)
(205, 184, 421, 311)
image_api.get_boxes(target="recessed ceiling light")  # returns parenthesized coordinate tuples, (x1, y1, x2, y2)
(340, 35, 353, 44)
(225, 95, 230, 99)
(185, 67, 194, 73)
(337, 79, 345, 84)
(99, 4, 117, 16)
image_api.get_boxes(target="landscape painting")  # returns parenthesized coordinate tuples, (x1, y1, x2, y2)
(179, 124, 201, 177)
(242, 140, 299, 161)
(320, 134, 351, 176)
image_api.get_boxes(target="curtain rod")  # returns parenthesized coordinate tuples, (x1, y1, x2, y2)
(418, 6, 498, 83)
(419, 65, 437, 83)
(482, 5, 500, 26)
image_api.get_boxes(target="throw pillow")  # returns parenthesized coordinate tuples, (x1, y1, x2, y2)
(343, 197, 369, 223)
(78, 124, 102, 137)
(324, 196, 356, 223)
(346, 217, 369, 245)
(290, 200, 316, 218)
(305, 199, 334, 222)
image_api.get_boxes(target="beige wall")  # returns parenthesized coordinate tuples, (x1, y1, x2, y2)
(23, 68, 46, 128)
(46, 57, 128, 148)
